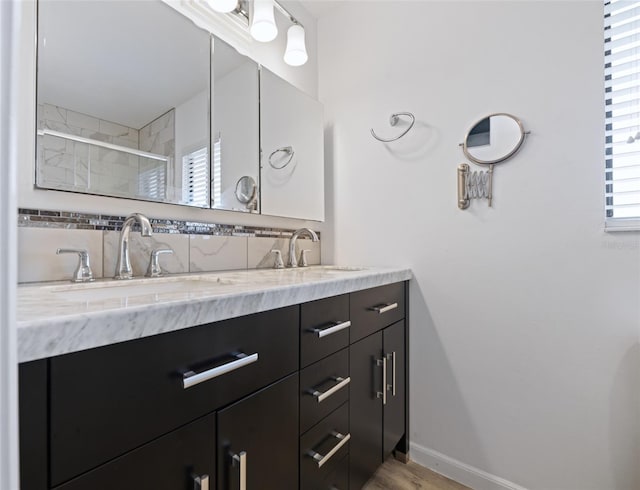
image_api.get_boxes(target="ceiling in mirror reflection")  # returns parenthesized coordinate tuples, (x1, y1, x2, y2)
(38, 1, 209, 129)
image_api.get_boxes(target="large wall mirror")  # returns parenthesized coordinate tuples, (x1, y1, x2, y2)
(36, 0, 324, 221)
(36, 0, 211, 207)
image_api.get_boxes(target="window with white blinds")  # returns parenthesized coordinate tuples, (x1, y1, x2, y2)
(182, 147, 209, 206)
(605, 0, 640, 230)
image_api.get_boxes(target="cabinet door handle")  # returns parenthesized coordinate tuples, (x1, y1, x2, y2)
(308, 432, 351, 468)
(311, 320, 351, 338)
(182, 352, 259, 389)
(376, 357, 387, 405)
(369, 302, 398, 314)
(193, 474, 209, 490)
(310, 376, 351, 403)
(232, 451, 247, 490)
(387, 352, 396, 396)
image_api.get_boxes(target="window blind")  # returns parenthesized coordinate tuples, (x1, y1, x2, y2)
(138, 163, 167, 201)
(182, 147, 209, 206)
(605, 0, 640, 230)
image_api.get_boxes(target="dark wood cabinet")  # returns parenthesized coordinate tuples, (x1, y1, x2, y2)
(349, 321, 406, 489)
(19, 281, 408, 490)
(49, 306, 298, 485)
(217, 374, 299, 490)
(54, 414, 216, 490)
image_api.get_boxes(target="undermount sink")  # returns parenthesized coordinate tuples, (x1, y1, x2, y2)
(48, 275, 235, 301)
(300, 265, 368, 273)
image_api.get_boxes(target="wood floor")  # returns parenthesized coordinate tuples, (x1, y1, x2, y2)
(362, 458, 471, 490)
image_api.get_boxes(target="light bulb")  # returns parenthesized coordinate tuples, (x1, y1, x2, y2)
(635, 131, 640, 140)
(206, 0, 238, 13)
(627, 135, 635, 144)
(284, 24, 308, 66)
(250, 0, 278, 42)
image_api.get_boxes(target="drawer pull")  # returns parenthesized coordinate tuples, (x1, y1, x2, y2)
(376, 357, 387, 405)
(308, 432, 351, 468)
(311, 320, 351, 338)
(232, 451, 247, 490)
(193, 474, 210, 490)
(182, 352, 259, 389)
(370, 302, 398, 314)
(310, 376, 351, 403)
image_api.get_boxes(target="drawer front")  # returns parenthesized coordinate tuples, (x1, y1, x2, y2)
(300, 403, 350, 489)
(300, 348, 349, 434)
(350, 282, 405, 343)
(50, 306, 298, 486)
(301, 294, 350, 368)
(320, 454, 349, 490)
(54, 413, 215, 490)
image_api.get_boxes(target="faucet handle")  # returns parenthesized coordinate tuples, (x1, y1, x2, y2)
(146, 248, 173, 278)
(270, 250, 284, 269)
(299, 249, 312, 267)
(56, 248, 95, 283)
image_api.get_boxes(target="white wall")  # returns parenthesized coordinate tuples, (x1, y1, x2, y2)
(318, 2, 640, 489)
(16, 0, 326, 233)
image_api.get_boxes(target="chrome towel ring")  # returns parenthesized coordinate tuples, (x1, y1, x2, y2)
(370, 112, 415, 142)
(268, 146, 295, 169)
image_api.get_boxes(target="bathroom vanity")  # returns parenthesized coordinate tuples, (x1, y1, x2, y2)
(17, 267, 411, 490)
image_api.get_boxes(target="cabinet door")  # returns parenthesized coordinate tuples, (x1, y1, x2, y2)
(383, 320, 405, 458)
(19, 360, 48, 490)
(217, 374, 298, 490)
(54, 413, 216, 490)
(349, 332, 383, 490)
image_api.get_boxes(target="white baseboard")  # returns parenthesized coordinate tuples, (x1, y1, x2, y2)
(410, 442, 529, 490)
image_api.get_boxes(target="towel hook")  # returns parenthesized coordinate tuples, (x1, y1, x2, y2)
(370, 112, 415, 142)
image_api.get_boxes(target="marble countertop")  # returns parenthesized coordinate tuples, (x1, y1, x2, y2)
(17, 265, 412, 362)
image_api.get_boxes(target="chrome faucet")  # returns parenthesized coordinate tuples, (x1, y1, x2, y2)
(288, 228, 318, 268)
(114, 213, 153, 279)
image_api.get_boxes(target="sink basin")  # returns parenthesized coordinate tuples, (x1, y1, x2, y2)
(48, 275, 235, 301)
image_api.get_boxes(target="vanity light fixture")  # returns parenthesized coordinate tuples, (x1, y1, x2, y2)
(221, 0, 308, 66)
(250, 0, 278, 42)
(284, 24, 308, 66)
(206, 0, 239, 13)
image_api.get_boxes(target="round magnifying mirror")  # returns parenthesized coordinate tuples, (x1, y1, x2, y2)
(235, 175, 257, 210)
(462, 113, 525, 165)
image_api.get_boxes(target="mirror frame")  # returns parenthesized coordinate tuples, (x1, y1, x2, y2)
(462, 112, 526, 165)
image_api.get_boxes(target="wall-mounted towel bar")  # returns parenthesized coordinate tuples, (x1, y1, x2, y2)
(370, 112, 415, 142)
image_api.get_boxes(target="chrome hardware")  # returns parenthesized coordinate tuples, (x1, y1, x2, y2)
(268, 145, 295, 169)
(193, 474, 210, 490)
(376, 357, 387, 405)
(288, 228, 318, 268)
(145, 248, 173, 278)
(271, 249, 284, 269)
(56, 248, 95, 283)
(370, 112, 415, 142)
(311, 320, 351, 338)
(457, 163, 471, 210)
(370, 302, 398, 314)
(114, 213, 153, 280)
(182, 352, 258, 389)
(299, 249, 311, 267)
(310, 376, 351, 403)
(308, 432, 351, 468)
(232, 451, 247, 490)
(387, 352, 396, 396)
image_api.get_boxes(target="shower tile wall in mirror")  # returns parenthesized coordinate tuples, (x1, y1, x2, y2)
(36, 0, 325, 222)
(36, 0, 210, 207)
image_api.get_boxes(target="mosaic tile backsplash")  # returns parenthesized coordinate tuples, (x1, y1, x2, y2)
(18, 208, 321, 283)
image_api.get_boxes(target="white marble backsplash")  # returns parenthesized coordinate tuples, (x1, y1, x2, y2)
(189, 235, 248, 272)
(18, 226, 321, 283)
(18, 228, 104, 283)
